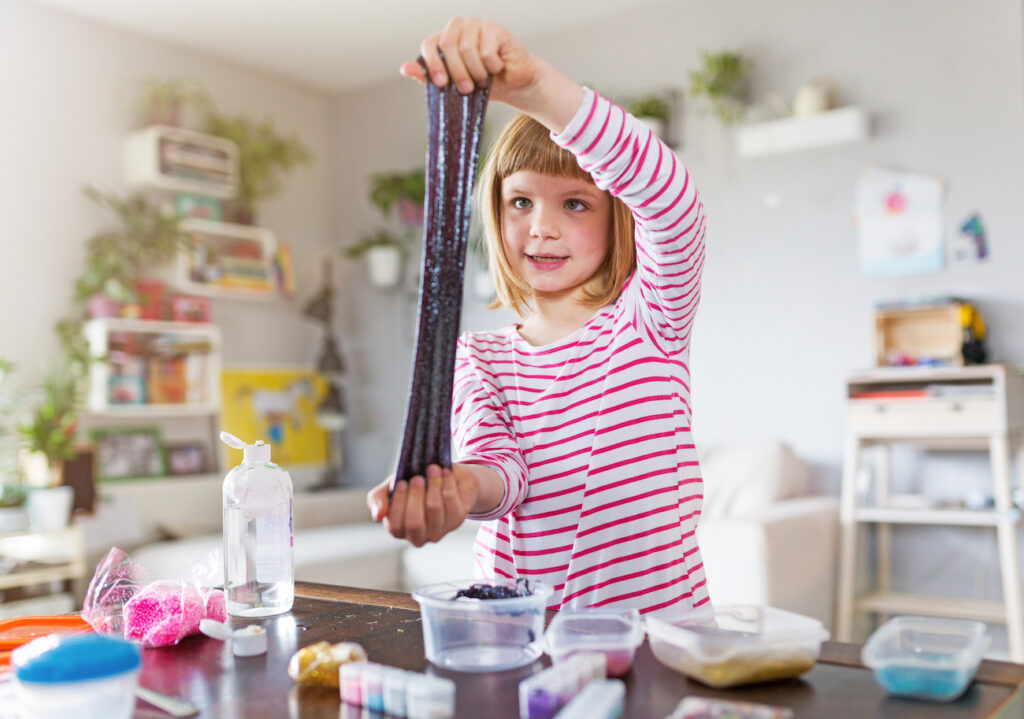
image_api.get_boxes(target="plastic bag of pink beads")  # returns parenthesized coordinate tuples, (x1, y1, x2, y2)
(82, 546, 226, 648)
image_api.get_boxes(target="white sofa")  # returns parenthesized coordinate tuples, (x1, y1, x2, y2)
(126, 442, 839, 630)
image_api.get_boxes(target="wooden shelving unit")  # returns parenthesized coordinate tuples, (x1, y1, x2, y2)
(836, 363, 1024, 661)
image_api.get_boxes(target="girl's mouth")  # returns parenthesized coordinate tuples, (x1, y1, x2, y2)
(526, 254, 569, 271)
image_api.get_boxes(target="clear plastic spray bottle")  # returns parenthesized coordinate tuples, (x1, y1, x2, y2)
(220, 431, 294, 616)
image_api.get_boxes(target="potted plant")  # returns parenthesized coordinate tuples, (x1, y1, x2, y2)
(203, 112, 312, 224)
(0, 358, 28, 532)
(343, 229, 409, 289)
(19, 366, 79, 531)
(628, 94, 670, 140)
(139, 77, 212, 128)
(56, 186, 187, 377)
(688, 50, 754, 124)
(369, 169, 426, 226)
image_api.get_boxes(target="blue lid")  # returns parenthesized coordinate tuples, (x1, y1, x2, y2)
(13, 634, 141, 684)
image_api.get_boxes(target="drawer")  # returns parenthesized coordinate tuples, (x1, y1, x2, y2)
(846, 399, 1002, 436)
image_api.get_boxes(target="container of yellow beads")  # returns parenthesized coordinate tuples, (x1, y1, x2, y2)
(646, 605, 829, 689)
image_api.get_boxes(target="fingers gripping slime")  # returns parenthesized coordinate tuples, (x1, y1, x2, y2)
(391, 64, 490, 491)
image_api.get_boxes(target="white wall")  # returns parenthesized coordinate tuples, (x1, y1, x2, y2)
(0, 0, 339, 381)
(329, 0, 1024, 650)
(333, 0, 1024, 487)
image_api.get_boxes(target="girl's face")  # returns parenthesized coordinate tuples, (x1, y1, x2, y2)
(500, 170, 612, 302)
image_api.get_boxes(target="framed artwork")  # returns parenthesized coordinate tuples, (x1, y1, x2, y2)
(166, 443, 207, 476)
(91, 426, 167, 481)
(170, 294, 213, 323)
(220, 366, 328, 467)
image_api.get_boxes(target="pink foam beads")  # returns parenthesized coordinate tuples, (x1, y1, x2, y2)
(123, 581, 226, 647)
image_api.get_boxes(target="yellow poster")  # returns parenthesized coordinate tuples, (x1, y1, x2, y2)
(220, 366, 328, 467)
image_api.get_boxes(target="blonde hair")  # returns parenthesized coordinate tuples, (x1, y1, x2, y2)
(477, 114, 636, 317)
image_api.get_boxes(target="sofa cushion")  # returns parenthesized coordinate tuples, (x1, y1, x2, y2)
(700, 441, 809, 519)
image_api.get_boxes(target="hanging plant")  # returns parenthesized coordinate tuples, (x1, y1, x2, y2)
(689, 50, 754, 124)
(203, 113, 312, 224)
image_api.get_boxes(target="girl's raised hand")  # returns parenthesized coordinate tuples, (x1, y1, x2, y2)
(400, 17, 583, 132)
(400, 17, 537, 106)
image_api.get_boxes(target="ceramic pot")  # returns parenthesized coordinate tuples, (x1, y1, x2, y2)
(26, 486, 73, 532)
(87, 293, 122, 319)
(0, 506, 28, 533)
(396, 198, 425, 227)
(366, 246, 403, 289)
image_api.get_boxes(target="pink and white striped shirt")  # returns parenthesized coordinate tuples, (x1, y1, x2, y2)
(452, 89, 708, 614)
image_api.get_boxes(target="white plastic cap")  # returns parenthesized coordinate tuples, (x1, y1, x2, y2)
(244, 441, 271, 464)
(220, 432, 272, 464)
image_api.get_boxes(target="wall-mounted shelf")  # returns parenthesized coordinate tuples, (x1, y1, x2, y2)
(736, 106, 869, 158)
(179, 218, 277, 299)
(124, 125, 239, 198)
(83, 318, 222, 414)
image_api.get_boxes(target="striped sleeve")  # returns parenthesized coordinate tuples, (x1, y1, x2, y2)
(451, 334, 529, 521)
(552, 88, 707, 357)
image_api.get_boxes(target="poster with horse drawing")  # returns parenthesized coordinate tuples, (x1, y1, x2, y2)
(220, 366, 328, 466)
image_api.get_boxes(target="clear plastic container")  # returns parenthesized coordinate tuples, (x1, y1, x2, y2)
(646, 604, 829, 688)
(543, 608, 643, 677)
(12, 633, 141, 719)
(413, 579, 552, 672)
(861, 616, 989, 702)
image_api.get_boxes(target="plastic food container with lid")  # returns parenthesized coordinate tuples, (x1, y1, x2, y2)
(12, 633, 141, 719)
(861, 616, 989, 702)
(646, 604, 829, 688)
(413, 579, 552, 672)
(543, 608, 643, 677)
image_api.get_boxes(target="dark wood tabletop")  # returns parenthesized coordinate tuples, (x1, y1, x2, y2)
(132, 582, 1024, 719)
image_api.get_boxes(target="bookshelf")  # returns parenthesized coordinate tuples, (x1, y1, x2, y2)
(178, 218, 277, 299)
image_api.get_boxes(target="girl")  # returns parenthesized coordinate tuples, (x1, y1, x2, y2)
(368, 17, 708, 615)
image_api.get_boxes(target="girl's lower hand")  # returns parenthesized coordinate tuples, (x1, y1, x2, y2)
(366, 464, 479, 547)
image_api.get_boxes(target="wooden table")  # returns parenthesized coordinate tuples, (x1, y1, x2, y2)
(133, 583, 1024, 719)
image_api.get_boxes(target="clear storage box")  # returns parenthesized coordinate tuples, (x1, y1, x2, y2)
(413, 579, 552, 672)
(646, 604, 828, 688)
(861, 616, 989, 702)
(543, 608, 643, 677)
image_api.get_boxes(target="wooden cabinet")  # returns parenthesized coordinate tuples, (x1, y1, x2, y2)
(836, 364, 1024, 660)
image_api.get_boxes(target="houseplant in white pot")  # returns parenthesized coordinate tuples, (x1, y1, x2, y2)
(19, 366, 79, 531)
(0, 357, 28, 533)
(344, 230, 409, 290)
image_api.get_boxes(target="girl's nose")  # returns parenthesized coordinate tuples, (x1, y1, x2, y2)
(529, 206, 560, 240)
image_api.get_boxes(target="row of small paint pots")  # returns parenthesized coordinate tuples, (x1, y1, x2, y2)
(339, 661, 454, 719)
(519, 652, 623, 719)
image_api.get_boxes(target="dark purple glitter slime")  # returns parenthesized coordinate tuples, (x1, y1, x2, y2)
(390, 62, 490, 493)
(453, 578, 533, 600)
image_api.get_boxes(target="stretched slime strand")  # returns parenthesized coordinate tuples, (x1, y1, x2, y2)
(391, 61, 490, 492)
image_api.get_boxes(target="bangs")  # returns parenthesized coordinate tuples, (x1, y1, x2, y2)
(493, 114, 592, 183)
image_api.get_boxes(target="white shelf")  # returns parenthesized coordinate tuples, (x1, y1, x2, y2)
(83, 318, 222, 413)
(855, 506, 1022, 527)
(855, 592, 1010, 624)
(178, 218, 277, 299)
(736, 106, 869, 158)
(124, 125, 239, 198)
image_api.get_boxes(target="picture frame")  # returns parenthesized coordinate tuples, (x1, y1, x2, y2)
(90, 425, 167, 481)
(166, 442, 207, 476)
(170, 294, 213, 323)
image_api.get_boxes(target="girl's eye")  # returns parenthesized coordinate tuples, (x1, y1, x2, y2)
(511, 197, 532, 209)
(564, 198, 587, 211)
